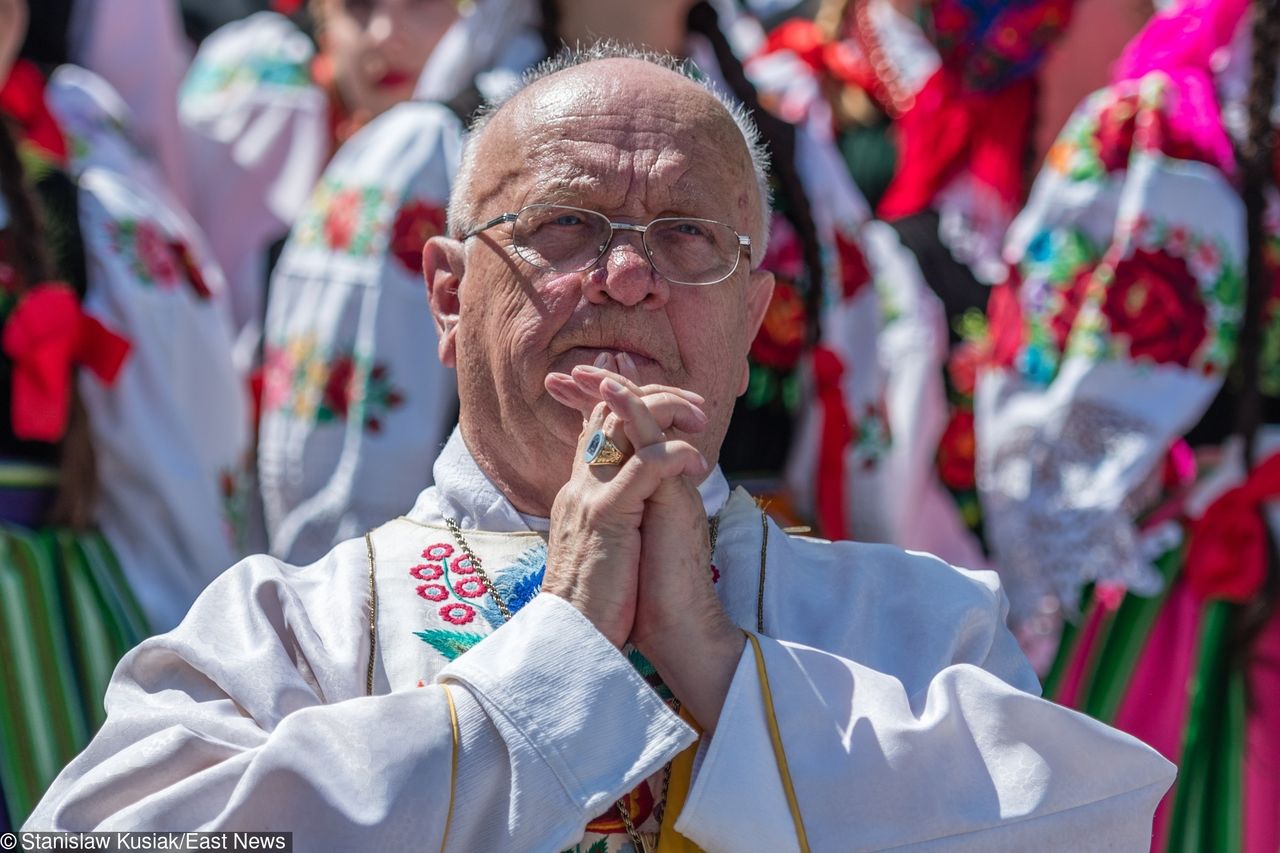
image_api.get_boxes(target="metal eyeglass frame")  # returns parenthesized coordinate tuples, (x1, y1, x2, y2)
(461, 204, 753, 285)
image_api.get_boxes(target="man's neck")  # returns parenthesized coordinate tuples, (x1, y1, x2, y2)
(556, 1, 691, 57)
(459, 419, 563, 518)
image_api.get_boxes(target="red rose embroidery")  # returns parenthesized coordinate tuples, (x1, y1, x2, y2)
(750, 278, 807, 370)
(937, 410, 977, 491)
(1093, 94, 1139, 174)
(322, 355, 357, 418)
(324, 188, 362, 250)
(390, 200, 446, 274)
(134, 221, 180, 285)
(1101, 248, 1207, 367)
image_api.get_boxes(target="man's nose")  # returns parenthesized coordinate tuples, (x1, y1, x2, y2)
(582, 233, 670, 308)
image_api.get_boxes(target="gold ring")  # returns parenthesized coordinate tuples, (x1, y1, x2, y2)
(584, 429, 627, 466)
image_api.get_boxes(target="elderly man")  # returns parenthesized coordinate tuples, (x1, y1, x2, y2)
(28, 50, 1173, 851)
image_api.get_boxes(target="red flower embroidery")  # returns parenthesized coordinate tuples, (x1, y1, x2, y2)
(410, 563, 443, 582)
(1101, 248, 1207, 367)
(135, 221, 180, 285)
(169, 239, 211, 299)
(937, 410, 977, 491)
(390, 200, 446, 274)
(260, 345, 293, 412)
(450, 554, 476, 575)
(1093, 94, 1138, 173)
(423, 543, 453, 560)
(1048, 269, 1092, 354)
(835, 230, 871, 300)
(750, 278, 807, 370)
(324, 188, 362, 250)
(452, 576, 486, 599)
(416, 583, 449, 602)
(322, 355, 357, 419)
(439, 602, 476, 625)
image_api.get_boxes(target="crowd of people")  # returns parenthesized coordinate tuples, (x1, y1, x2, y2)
(1, 0, 1277, 849)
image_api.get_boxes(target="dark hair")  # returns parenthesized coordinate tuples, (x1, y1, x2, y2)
(0, 119, 98, 528)
(1232, 0, 1280, 663)
(0, 119, 53, 284)
(685, 1, 825, 344)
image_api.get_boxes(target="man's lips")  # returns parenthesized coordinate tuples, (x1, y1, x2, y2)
(559, 346, 660, 372)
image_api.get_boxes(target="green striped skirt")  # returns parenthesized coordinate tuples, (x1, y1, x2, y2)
(0, 501, 149, 827)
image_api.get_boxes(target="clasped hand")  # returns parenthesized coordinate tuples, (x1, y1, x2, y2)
(542, 354, 744, 731)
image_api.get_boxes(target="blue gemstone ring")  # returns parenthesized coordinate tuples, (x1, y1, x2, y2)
(583, 429, 627, 466)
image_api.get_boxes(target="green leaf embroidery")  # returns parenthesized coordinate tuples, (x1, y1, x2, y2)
(414, 629, 485, 661)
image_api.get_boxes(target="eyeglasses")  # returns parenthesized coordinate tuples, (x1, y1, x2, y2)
(462, 203, 752, 286)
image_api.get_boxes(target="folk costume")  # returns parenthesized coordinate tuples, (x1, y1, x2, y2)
(750, 0, 1072, 577)
(178, 11, 337, 343)
(28, 429, 1174, 851)
(977, 0, 1280, 848)
(46, 66, 252, 631)
(0, 53, 246, 827)
(256, 0, 539, 564)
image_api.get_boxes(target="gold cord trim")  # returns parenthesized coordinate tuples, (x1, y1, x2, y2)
(441, 685, 460, 853)
(745, 632, 810, 853)
(364, 532, 378, 697)
(756, 512, 769, 633)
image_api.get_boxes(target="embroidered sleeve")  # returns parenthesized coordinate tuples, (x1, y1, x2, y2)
(977, 72, 1247, 621)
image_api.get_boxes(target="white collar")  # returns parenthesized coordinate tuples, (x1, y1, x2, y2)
(407, 428, 731, 533)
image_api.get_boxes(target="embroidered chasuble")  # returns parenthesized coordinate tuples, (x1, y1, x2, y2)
(374, 520, 705, 853)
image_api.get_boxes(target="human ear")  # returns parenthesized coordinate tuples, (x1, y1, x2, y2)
(739, 268, 775, 394)
(424, 236, 466, 368)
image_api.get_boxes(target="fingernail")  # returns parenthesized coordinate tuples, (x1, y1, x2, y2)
(618, 351, 635, 373)
(603, 378, 624, 394)
(594, 352, 609, 368)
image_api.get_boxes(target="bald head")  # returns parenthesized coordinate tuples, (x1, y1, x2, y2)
(447, 48, 771, 260)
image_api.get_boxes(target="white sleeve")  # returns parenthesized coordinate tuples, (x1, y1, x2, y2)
(676, 615, 1175, 851)
(25, 555, 694, 852)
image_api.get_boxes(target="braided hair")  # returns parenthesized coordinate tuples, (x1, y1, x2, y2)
(0, 119, 53, 285)
(0, 117, 98, 529)
(1232, 0, 1280, 662)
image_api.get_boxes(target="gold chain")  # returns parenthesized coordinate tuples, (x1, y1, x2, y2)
(441, 514, 721, 853)
(444, 517, 513, 622)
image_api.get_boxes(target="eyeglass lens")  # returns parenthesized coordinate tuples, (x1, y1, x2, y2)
(510, 204, 742, 285)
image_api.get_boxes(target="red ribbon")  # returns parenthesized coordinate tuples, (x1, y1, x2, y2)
(811, 346, 853, 541)
(877, 70, 1034, 221)
(0, 60, 68, 166)
(2, 283, 131, 442)
(1183, 452, 1280, 603)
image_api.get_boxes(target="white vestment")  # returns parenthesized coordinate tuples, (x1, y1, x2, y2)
(27, 430, 1174, 851)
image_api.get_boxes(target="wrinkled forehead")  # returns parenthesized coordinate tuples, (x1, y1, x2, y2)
(472, 62, 759, 223)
